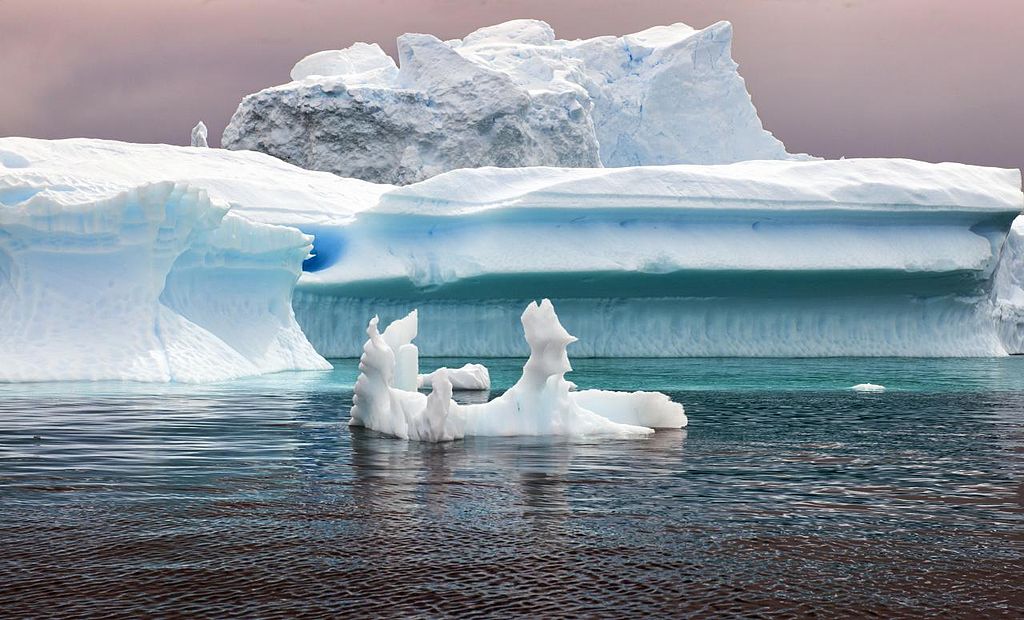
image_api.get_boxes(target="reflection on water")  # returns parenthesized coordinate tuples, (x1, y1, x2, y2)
(0, 358, 1022, 616)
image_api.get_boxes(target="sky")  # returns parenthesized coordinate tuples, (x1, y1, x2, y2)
(1, 0, 1021, 170)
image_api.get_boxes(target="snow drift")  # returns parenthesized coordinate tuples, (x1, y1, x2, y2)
(350, 299, 686, 441)
(222, 19, 798, 184)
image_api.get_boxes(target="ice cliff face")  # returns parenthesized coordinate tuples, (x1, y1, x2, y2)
(2, 138, 1022, 370)
(992, 217, 1024, 352)
(290, 159, 1024, 357)
(222, 19, 796, 184)
(0, 138, 333, 382)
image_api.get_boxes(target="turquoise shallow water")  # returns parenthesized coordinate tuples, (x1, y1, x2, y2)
(1, 358, 1023, 617)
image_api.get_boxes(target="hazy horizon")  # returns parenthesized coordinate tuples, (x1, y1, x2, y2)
(1, 0, 1021, 170)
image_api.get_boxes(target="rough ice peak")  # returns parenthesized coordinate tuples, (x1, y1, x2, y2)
(190, 121, 208, 148)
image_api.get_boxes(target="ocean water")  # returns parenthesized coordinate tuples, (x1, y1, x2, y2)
(1, 358, 1022, 617)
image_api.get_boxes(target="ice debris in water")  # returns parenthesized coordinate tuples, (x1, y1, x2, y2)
(851, 383, 886, 392)
(349, 299, 686, 441)
(419, 364, 490, 391)
(191, 121, 209, 148)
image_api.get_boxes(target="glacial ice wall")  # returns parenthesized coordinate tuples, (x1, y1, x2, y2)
(293, 160, 1024, 357)
(0, 140, 331, 382)
(992, 215, 1024, 352)
(222, 19, 797, 184)
(3, 138, 1022, 361)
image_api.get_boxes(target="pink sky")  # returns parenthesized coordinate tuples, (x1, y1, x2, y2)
(1, 0, 1021, 169)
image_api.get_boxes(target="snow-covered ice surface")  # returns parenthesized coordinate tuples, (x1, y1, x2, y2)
(2, 137, 1022, 365)
(0, 137, 388, 228)
(350, 299, 686, 441)
(222, 19, 799, 184)
(0, 139, 333, 382)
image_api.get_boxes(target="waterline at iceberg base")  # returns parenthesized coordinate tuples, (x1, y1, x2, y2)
(295, 292, 1009, 358)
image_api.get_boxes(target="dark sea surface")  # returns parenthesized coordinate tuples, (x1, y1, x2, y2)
(1, 358, 1022, 618)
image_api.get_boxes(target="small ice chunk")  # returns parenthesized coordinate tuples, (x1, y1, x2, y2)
(851, 381, 884, 391)
(419, 363, 490, 391)
(571, 389, 686, 429)
(349, 299, 686, 441)
(190, 121, 209, 148)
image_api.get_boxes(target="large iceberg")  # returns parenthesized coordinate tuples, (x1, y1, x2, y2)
(350, 299, 685, 441)
(222, 19, 798, 184)
(293, 160, 1024, 357)
(2, 138, 1022, 367)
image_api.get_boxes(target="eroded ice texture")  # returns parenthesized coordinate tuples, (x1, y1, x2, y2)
(222, 19, 799, 184)
(349, 300, 686, 441)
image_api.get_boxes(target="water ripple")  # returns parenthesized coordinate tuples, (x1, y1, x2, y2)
(1, 358, 1023, 617)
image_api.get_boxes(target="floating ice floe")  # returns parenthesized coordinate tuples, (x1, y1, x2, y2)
(851, 383, 886, 392)
(349, 299, 686, 441)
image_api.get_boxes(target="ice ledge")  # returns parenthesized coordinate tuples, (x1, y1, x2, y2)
(0, 179, 329, 383)
(377, 159, 1024, 215)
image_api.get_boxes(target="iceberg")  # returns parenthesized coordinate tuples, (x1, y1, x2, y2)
(0, 139, 333, 382)
(2, 137, 1022, 364)
(293, 159, 1024, 357)
(350, 299, 686, 441)
(222, 19, 798, 184)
